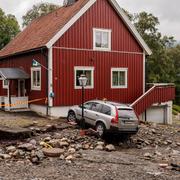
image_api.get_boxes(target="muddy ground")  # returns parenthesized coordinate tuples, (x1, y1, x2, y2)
(0, 110, 179, 180)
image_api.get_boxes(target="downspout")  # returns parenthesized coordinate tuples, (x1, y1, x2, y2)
(41, 48, 49, 116)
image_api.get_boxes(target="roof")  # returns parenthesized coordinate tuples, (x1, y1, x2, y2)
(0, 0, 151, 58)
(0, 68, 30, 79)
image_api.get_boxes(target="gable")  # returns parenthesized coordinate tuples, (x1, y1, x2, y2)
(54, 0, 143, 53)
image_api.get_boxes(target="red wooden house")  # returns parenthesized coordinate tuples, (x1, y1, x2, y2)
(0, 0, 175, 124)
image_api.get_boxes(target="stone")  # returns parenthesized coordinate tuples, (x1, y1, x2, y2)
(59, 154, 65, 160)
(95, 145, 104, 151)
(159, 163, 168, 168)
(65, 155, 74, 160)
(68, 148, 76, 154)
(105, 144, 115, 151)
(12, 150, 20, 158)
(36, 150, 45, 161)
(31, 157, 39, 164)
(6, 146, 16, 153)
(18, 143, 36, 151)
(155, 151, 162, 156)
(29, 139, 37, 146)
(0, 153, 11, 159)
(44, 137, 52, 141)
(144, 153, 152, 158)
(83, 144, 90, 150)
(176, 142, 180, 146)
(75, 144, 83, 150)
(42, 148, 64, 157)
(172, 149, 180, 155)
(97, 141, 105, 146)
(49, 139, 60, 148)
(59, 141, 69, 147)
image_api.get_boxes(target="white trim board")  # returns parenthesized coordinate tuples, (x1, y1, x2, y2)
(46, 0, 97, 48)
(46, 0, 151, 55)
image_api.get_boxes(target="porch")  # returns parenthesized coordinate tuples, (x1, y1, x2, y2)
(0, 68, 30, 112)
(131, 83, 175, 124)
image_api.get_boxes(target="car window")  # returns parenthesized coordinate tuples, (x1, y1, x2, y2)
(91, 103, 102, 112)
(84, 102, 93, 110)
(118, 108, 137, 119)
(101, 105, 111, 115)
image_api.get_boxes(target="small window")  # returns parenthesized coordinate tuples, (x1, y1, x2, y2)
(93, 28, 111, 51)
(90, 103, 102, 112)
(74, 67, 94, 89)
(111, 68, 128, 88)
(3, 80, 9, 89)
(101, 105, 111, 115)
(31, 67, 41, 90)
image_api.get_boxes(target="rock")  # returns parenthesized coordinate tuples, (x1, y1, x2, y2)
(151, 129, 156, 134)
(167, 140, 172, 144)
(159, 163, 168, 168)
(95, 145, 104, 151)
(44, 137, 52, 141)
(83, 144, 90, 150)
(97, 141, 105, 146)
(59, 141, 69, 147)
(31, 157, 39, 164)
(176, 142, 180, 146)
(0, 153, 11, 159)
(172, 149, 180, 155)
(6, 146, 16, 153)
(29, 139, 37, 146)
(42, 148, 64, 157)
(105, 144, 115, 151)
(144, 153, 152, 158)
(18, 143, 36, 151)
(65, 155, 74, 160)
(36, 150, 45, 161)
(68, 148, 76, 154)
(49, 139, 60, 148)
(12, 150, 20, 158)
(59, 154, 65, 160)
(155, 151, 162, 156)
(75, 144, 83, 150)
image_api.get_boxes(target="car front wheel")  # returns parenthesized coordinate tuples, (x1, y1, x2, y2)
(67, 111, 77, 123)
(96, 122, 106, 138)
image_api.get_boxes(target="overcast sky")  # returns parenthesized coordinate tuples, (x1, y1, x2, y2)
(0, 0, 179, 41)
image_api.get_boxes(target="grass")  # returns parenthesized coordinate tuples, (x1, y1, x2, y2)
(173, 104, 180, 115)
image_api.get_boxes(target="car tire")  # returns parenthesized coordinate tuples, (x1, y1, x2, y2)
(96, 122, 106, 138)
(67, 111, 77, 123)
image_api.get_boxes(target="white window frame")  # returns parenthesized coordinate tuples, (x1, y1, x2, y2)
(31, 67, 41, 91)
(93, 28, 111, 51)
(3, 79, 9, 89)
(111, 68, 128, 89)
(74, 66, 94, 89)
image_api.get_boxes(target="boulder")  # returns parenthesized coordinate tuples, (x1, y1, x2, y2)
(42, 148, 64, 157)
(105, 144, 115, 151)
(18, 143, 36, 151)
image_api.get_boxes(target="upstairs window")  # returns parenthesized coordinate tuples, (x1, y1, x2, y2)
(74, 66, 94, 89)
(111, 68, 128, 88)
(93, 28, 111, 51)
(31, 67, 41, 91)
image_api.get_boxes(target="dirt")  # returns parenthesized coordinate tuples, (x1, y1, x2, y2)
(0, 110, 179, 180)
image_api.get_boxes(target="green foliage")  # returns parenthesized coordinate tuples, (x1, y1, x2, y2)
(173, 104, 180, 113)
(22, 3, 59, 27)
(0, 8, 20, 50)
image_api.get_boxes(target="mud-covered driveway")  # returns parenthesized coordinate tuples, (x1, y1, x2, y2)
(0, 110, 179, 180)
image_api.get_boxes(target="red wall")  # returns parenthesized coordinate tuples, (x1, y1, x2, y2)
(0, 51, 47, 105)
(52, 0, 144, 106)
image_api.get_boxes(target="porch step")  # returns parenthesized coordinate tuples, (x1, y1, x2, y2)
(9, 108, 31, 112)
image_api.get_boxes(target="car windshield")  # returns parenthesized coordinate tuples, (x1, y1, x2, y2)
(118, 108, 137, 119)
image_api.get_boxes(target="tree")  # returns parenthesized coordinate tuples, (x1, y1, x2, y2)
(22, 3, 59, 27)
(132, 12, 176, 83)
(0, 8, 20, 50)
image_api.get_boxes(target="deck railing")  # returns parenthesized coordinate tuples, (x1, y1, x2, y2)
(131, 83, 175, 115)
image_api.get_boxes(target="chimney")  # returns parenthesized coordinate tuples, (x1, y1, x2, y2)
(63, 0, 78, 6)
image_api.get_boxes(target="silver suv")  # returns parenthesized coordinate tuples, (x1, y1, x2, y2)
(67, 100, 139, 137)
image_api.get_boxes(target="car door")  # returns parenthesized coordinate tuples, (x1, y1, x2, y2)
(85, 102, 103, 126)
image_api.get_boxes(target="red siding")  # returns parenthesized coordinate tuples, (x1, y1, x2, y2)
(52, 0, 144, 106)
(132, 85, 175, 115)
(0, 51, 47, 105)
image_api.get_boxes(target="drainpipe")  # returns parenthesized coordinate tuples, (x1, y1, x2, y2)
(41, 48, 49, 116)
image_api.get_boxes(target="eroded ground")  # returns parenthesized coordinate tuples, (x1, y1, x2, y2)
(0, 110, 179, 180)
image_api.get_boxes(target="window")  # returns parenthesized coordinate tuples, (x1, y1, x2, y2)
(90, 103, 102, 112)
(101, 105, 111, 115)
(74, 67, 94, 89)
(31, 67, 41, 90)
(3, 80, 9, 89)
(111, 68, 128, 88)
(93, 28, 111, 51)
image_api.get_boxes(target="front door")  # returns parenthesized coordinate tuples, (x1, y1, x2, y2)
(18, 80, 25, 97)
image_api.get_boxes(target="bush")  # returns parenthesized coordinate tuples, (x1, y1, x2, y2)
(173, 104, 180, 113)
